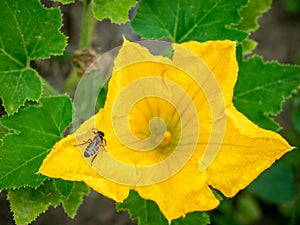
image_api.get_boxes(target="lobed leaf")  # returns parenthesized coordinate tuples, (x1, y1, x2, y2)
(116, 190, 168, 225)
(7, 180, 62, 225)
(0, 96, 72, 190)
(61, 182, 90, 218)
(233, 0, 272, 55)
(92, 0, 137, 24)
(117, 190, 210, 225)
(0, 69, 41, 115)
(54, 178, 74, 198)
(0, 0, 67, 114)
(131, 0, 248, 43)
(233, 56, 300, 131)
(8, 180, 90, 225)
(236, 0, 272, 32)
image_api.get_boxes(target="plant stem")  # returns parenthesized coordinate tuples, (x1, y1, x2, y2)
(80, 1, 96, 49)
(63, 0, 96, 94)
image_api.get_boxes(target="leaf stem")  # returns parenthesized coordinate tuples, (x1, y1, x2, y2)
(63, 68, 80, 94)
(41, 78, 58, 96)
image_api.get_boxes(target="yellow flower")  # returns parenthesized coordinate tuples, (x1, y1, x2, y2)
(39, 40, 291, 220)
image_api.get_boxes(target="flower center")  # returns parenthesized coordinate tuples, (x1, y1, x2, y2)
(155, 129, 176, 155)
(127, 96, 181, 161)
(160, 130, 171, 148)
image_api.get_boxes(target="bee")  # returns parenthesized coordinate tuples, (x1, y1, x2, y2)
(76, 129, 106, 165)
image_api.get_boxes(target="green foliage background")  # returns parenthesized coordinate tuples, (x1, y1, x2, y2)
(0, 0, 300, 224)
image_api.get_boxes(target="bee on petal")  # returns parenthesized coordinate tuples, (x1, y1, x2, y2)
(75, 129, 106, 165)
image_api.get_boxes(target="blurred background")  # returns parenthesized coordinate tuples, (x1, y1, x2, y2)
(0, 0, 300, 224)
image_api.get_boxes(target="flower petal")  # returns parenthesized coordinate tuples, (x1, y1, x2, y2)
(135, 158, 219, 220)
(179, 40, 238, 107)
(206, 105, 292, 197)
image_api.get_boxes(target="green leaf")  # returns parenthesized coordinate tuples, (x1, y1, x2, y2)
(0, 69, 42, 115)
(0, 96, 72, 190)
(117, 190, 210, 225)
(61, 182, 90, 218)
(233, 56, 300, 131)
(52, 0, 75, 4)
(131, 0, 248, 43)
(234, 193, 262, 224)
(292, 96, 300, 134)
(233, 0, 272, 55)
(0, 0, 67, 114)
(116, 190, 168, 225)
(248, 162, 294, 204)
(172, 212, 210, 225)
(283, 0, 300, 14)
(96, 87, 107, 111)
(0, 122, 10, 146)
(241, 39, 257, 55)
(92, 0, 137, 24)
(236, 0, 272, 32)
(0, 0, 66, 60)
(7, 180, 61, 225)
(54, 178, 74, 198)
(7, 180, 89, 225)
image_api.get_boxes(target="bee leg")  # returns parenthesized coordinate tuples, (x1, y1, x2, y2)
(90, 153, 98, 165)
(74, 139, 92, 146)
(100, 145, 107, 152)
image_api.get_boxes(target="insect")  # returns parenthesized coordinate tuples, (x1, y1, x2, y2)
(76, 129, 106, 165)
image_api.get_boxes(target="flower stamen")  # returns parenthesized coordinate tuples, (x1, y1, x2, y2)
(163, 131, 171, 144)
(157, 130, 172, 151)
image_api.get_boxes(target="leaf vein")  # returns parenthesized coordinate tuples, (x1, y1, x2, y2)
(234, 74, 299, 99)
(178, 0, 220, 42)
(0, 150, 46, 183)
(145, 1, 172, 38)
